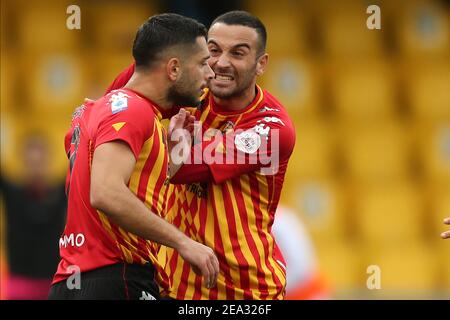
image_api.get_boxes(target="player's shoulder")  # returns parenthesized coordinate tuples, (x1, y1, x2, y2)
(100, 89, 156, 117)
(260, 89, 292, 120)
(245, 89, 294, 130)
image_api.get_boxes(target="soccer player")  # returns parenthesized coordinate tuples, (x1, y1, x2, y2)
(48, 13, 219, 300)
(442, 218, 450, 239)
(166, 10, 296, 300)
(106, 11, 296, 300)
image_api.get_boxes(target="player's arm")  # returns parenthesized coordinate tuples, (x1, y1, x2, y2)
(171, 113, 296, 184)
(442, 218, 450, 239)
(105, 63, 135, 94)
(90, 141, 219, 288)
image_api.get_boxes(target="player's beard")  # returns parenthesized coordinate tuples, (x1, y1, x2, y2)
(167, 73, 201, 108)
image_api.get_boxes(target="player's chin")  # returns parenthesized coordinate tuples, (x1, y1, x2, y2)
(210, 86, 234, 99)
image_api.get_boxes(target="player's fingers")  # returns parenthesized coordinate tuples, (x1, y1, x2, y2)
(212, 254, 219, 279)
(205, 261, 213, 289)
(444, 218, 450, 225)
(204, 262, 211, 289)
(208, 259, 218, 288)
(185, 124, 195, 135)
(202, 262, 211, 288)
(441, 231, 450, 239)
(178, 109, 186, 123)
(207, 259, 217, 289)
(183, 115, 195, 129)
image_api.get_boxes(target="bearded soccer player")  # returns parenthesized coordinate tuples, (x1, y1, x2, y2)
(48, 13, 219, 300)
(106, 11, 295, 300)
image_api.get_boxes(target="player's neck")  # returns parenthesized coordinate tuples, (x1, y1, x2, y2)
(124, 72, 172, 112)
(212, 83, 257, 112)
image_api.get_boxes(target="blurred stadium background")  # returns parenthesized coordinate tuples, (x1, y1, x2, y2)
(1, 0, 449, 299)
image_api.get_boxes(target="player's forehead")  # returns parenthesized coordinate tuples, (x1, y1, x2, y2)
(207, 23, 259, 50)
(198, 36, 210, 52)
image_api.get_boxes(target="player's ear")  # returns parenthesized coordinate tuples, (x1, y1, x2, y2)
(256, 53, 268, 77)
(167, 58, 181, 81)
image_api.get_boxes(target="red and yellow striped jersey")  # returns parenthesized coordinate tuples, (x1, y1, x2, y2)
(165, 86, 296, 299)
(54, 88, 170, 290)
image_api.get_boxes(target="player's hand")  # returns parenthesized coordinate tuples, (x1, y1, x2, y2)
(176, 237, 219, 289)
(168, 108, 195, 137)
(168, 109, 196, 168)
(441, 218, 450, 239)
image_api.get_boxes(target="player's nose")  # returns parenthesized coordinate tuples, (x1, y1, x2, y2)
(205, 63, 215, 81)
(215, 54, 231, 69)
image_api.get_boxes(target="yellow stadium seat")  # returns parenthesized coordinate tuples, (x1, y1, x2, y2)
(246, 7, 309, 56)
(319, 4, 384, 58)
(1, 0, 10, 46)
(330, 61, 396, 121)
(339, 122, 412, 183)
(94, 53, 133, 96)
(0, 50, 15, 113)
(428, 186, 450, 237)
(0, 114, 18, 179)
(15, 2, 81, 51)
(90, 2, 156, 53)
(354, 182, 425, 245)
(437, 242, 450, 292)
(364, 243, 439, 296)
(288, 120, 336, 179)
(260, 56, 321, 118)
(35, 112, 71, 180)
(405, 60, 450, 121)
(315, 240, 363, 291)
(396, 1, 449, 58)
(417, 122, 450, 183)
(280, 178, 348, 242)
(1, 111, 70, 182)
(245, 0, 300, 14)
(22, 52, 89, 114)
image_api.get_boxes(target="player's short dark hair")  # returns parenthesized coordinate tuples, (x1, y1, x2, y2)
(211, 11, 267, 55)
(133, 13, 207, 68)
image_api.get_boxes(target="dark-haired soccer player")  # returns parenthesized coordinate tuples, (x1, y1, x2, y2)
(48, 13, 219, 300)
(106, 11, 296, 300)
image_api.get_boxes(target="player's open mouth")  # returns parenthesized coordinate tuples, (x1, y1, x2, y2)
(214, 74, 234, 81)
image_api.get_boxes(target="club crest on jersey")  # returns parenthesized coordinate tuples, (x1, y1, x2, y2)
(221, 120, 235, 134)
(235, 129, 261, 154)
(109, 92, 130, 114)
